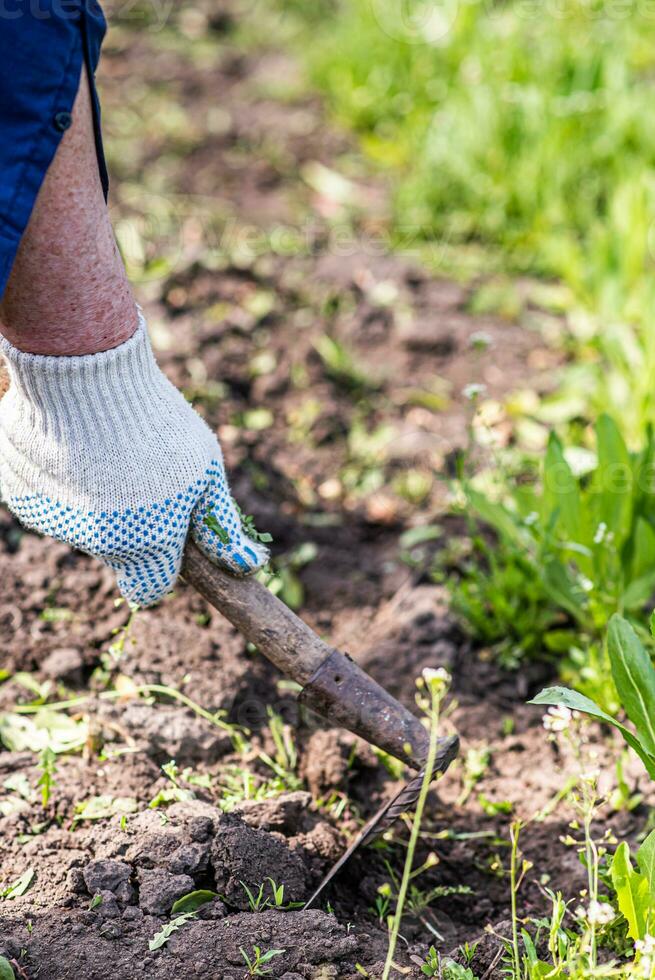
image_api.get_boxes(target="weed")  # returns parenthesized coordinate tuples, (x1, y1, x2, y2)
(36, 746, 56, 808)
(71, 795, 138, 827)
(239, 946, 285, 976)
(148, 912, 197, 951)
(170, 890, 216, 915)
(453, 417, 655, 705)
(533, 614, 655, 780)
(262, 542, 317, 610)
(369, 884, 392, 925)
(148, 760, 196, 808)
(0, 870, 34, 901)
(382, 668, 451, 979)
(239, 878, 303, 912)
(457, 745, 491, 806)
(313, 334, 375, 394)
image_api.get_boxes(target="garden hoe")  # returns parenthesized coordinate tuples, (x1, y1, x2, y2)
(181, 541, 460, 906)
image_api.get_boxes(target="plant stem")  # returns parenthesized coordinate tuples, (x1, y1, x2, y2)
(382, 688, 441, 980)
(509, 819, 523, 980)
(11, 684, 241, 736)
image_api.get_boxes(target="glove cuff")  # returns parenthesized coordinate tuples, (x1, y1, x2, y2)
(0, 308, 157, 423)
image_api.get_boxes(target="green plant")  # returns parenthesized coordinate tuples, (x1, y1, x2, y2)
(457, 745, 491, 806)
(257, 707, 302, 793)
(148, 912, 197, 951)
(419, 946, 439, 977)
(454, 417, 655, 702)
(532, 614, 655, 781)
(148, 760, 196, 809)
(313, 334, 376, 394)
(36, 746, 57, 807)
(441, 959, 478, 980)
(369, 884, 391, 924)
(0, 870, 34, 901)
(170, 890, 216, 915)
(382, 668, 451, 979)
(239, 878, 303, 912)
(289, 0, 655, 439)
(239, 946, 285, 976)
(610, 837, 655, 942)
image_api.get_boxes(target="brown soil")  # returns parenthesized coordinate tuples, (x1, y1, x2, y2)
(0, 4, 649, 979)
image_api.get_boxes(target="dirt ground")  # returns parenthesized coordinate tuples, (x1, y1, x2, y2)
(0, 5, 649, 979)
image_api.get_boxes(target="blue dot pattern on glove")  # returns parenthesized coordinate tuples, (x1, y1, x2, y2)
(9, 460, 269, 607)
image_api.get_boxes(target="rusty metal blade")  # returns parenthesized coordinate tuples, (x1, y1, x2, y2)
(304, 734, 459, 910)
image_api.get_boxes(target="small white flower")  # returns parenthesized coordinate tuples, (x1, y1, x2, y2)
(421, 667, 451, 694)
(593, 522, 607, 544)
(579, 768, 600, 784)
(524, 511, 539, 527)
(585, 900, 614, 925)
(543, 706, 572, 733)
(578, 574, 594, 593)
(462, 383, 487, 401)
(636, 941, 655, 978)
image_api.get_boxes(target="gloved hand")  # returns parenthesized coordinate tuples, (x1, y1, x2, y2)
(0, 311, 269, 606)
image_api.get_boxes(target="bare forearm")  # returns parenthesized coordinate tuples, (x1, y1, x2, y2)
(0, 65, 137, 356)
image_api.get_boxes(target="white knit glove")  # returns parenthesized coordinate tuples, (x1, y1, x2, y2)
(0, 312, 269, 606)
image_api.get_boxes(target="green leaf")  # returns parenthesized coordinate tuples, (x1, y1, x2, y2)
(637, 830, 655, 899)
(607, 615, 655, 756)
(258, 949, 285, 964)
(73, 796, 139, 823)
(1, 868, 35, 900)
(622, 568, 655, 611)
(203, 509, 230, 545)
(541, 561, 587, 619)
(611, 842, 650, 941)
(593, 414, 633, 545)
(529, 686, 655, 779)
(0, 710, 87, 753)
(542, 433, 583, 546)
(630, 517, 655, 581)
(466, 488, 528, 549)
(0, 957, 15, 980)
(148, 912, 196, 951)
(171, 890, 216, 915)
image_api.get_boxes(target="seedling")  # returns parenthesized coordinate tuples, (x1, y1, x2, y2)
(0, 869, 34, 901)
(36, 746, 57, 807)
(313, 334, 374, 394)
(240, 880, 270, 913)
(239, 878, 303, 912)
(148, 760, 195, 808)
(457, 744, 490, 806)
(369, 884, 391, 924)
(418, 947, 439, 977)
(171, 890, 216, 915)
(148, 912, 197, 951)
(239, 946, 285, 976)
(257, 707, 301, 791)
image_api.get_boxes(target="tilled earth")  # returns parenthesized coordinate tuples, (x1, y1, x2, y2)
(0, 4, 649, 979)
